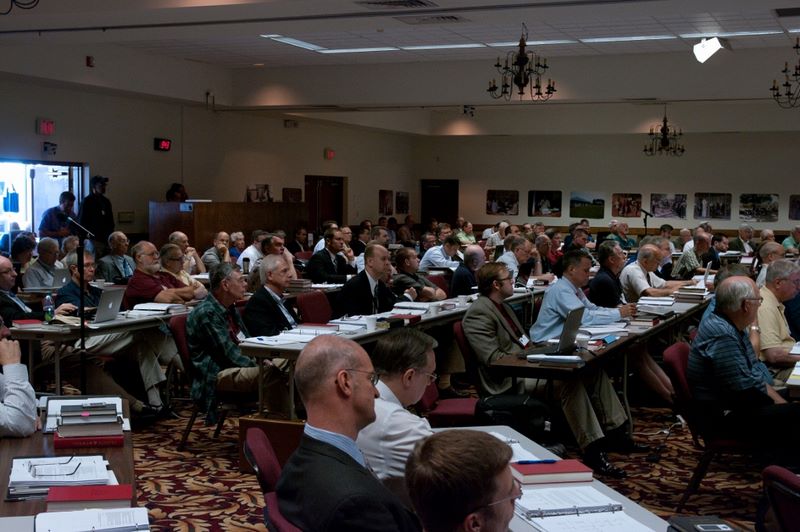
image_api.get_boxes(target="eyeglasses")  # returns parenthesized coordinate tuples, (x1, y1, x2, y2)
(496, 276, 513, 284)
(167, 256, 185, 262)
(419, 371, 438, 384)
(745, 296, 764, 305)
(0, 269, 14, 275)
(345, 368, 380, 386)
(485, 478, 522, 507)
(141, 251, 160, 258)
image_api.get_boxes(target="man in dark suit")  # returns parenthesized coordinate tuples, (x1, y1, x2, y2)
(243, 254, 299, 336)
(276, 335, 421, 532)
(449, 244, 485, 297)
(350, 226, 369, 257)
(95, 231, 136, 284)
(305, 228, 356, 284)
(340, 244, 416, 316)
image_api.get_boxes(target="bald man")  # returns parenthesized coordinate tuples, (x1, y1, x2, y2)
(276, 336, 420, 532)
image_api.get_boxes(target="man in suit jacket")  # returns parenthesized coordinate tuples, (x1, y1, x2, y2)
(340, 244, 416, 316)
(276, 335, 421, 532)
(728, 223, 755, 255)
(305, 228, 356, 284)
(243, 254, 299, 336)
(95, 231, 136, 284)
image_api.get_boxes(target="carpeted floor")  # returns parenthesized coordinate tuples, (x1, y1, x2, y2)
(133, 405, 762, 531)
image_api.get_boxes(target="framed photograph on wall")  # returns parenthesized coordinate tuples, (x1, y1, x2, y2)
(650, 193, 687, 219)
(395, 191, 409, 215)
(282, 187, 302, 203)
(739, 193, 779, 223)
(527, 190, 562, 217)
(611, 193, 642, 217)
(379, 189, 393, 216)
(569, 191, 605, 219)
(693, 192, 731, 220)
(486, 190, 519, 215)
(790, 195, 800, 221)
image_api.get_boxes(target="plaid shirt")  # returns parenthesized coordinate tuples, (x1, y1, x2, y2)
(187, 293, 253, 420)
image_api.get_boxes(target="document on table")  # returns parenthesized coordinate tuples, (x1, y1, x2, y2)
(522, 510, 653, 532)
(636, 296, 674, 306)
(10, 455, 111, 488)
(45, 396, 128, 433)
(516, 485, 621, 518)
(34, 507, 150, 532)
(487, 431, 541, 462)
(790, 342, 800, 355)
(578, 323, 629, 336)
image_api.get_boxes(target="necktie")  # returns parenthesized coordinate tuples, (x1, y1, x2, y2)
(121, 257, 133, 277)
(7, 292, 32, 313)
(373, 284, 379, 314)
(332, 255, 339, 274)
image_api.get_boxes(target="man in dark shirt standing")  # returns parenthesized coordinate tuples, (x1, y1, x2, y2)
(78, 175, 115, 258)
(38, 191, 76, 244)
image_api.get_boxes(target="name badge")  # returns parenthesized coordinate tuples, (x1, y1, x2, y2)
(518, 334, 530, 347)
(236, 331, 246, 342)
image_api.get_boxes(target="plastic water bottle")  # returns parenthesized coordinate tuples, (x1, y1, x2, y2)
(43, 295, 55, 323)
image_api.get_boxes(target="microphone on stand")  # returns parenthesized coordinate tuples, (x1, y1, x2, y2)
(640, 208, 654, 217)
(66, 216, 95, 239)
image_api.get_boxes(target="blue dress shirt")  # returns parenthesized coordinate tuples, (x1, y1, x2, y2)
(531, 277, 621, 341)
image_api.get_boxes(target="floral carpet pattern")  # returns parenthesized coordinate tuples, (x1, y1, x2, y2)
(133, 406, 760, 531)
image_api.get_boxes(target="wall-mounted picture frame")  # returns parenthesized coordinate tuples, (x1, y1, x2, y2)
(693, 192, 731, 220)
(650, 193, 687, 219)
(379, 189, 393, 216)
(739, 193, 779, 223)
(395, 191, 409, 215)
(282, 187, 302, 203)
(486, 189, 519, 215)
(611, 193, 642, 217)
(528, 190, 562, 217)
(790, 195, 800, 221)
(569, 191, 605, 219)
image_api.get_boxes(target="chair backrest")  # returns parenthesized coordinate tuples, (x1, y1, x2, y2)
(244, 427, 283, 494)
(265, 492, 302, 532)
(662, 342, 691, 404)
(295, 250, 313, 261)
(453, 320, 480, 391)
(296, 290, 332, 324)
(763, 465, 800, 532)
(415, 382, 439, 413)
(168, 313, 194, 379)
(427, 274, 449, 298)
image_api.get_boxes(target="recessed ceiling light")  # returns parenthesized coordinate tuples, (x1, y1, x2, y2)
(680, 30, 783, 38)
(401, 43, 485, 50)
(269, 37, 324, 51)
(487, 40, 577, 47)
(581, 35, 676, 43)
(318, 47, 399, 54)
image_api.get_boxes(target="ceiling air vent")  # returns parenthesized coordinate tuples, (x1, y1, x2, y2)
(776, 7, 800, 17)
(355, 0, 439, 9)
(395, 15, 469, 25)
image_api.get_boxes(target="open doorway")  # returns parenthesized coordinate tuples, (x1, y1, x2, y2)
(0, 160, 87, 254)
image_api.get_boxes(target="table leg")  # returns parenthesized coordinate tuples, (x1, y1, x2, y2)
(27, 341, 35, 387)
(622, 353, 633, 433)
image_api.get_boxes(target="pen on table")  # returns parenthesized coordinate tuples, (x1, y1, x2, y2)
(516, 459, 558, 464)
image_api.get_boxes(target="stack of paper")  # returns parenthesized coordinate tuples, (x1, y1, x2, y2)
(8, 455, 114, 500)
(34, 507, 150, 532)
(637, 296, 674, 306)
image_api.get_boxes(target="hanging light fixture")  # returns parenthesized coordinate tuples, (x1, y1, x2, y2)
(487, 23, 555, 102)
(770, 37, 800, 109)
(643, 106, 685, 157)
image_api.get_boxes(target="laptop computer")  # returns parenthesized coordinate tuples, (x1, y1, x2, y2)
(89, 288, 125, 324)
(51, 268, 70, 289)
(523, 307, 585, 356)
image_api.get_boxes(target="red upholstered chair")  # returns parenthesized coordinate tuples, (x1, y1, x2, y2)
(662, 341, 756, 511)
(244, 427, 282, 493)
(294, 251, 313, 261)
(427, 274, 449, 298)
(415, 382, 477, 427)
(169, 314, 252, 451)
(762, 465, 800, 532)
(453, 320, 481, 391)
(265, 492, 302, 532)
(296, 290, 332, 324)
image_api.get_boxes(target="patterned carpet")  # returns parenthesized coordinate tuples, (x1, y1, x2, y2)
(133, 405, 762, 531)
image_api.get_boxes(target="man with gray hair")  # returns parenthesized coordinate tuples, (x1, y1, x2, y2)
(96, 231, 135, 284)
(243, 254, 299, 337)
(728, 223, 755, 255)
(782, 225, 800, 255)
(621, 244, 688, 303)
(187, 262, 288, 422)
(688, 276, 800, 446)
(672, 232, 712, 280)
(201, 231, 231, 270)
(450, 244, 485, 297)
(22, 237, 63, 288)
(168, 230, 206, 275)
(756, 241, 786, 287)
(276, 336, 420, 532)
(755, 259, 800, 384)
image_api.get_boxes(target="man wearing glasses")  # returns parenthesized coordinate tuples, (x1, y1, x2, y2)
(357, 329, 436, 487)
(277, 335, 420, 532)
(406, 430, 516, 532)
(96, 232, 136, 285)
(755, 259, 800, 385)
(688, 276, 800, 447)
(159, 243, 207, 301)
(123, 241, 195, 309)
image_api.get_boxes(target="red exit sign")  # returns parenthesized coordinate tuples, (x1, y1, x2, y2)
(36, 117, 55, 136)
(153, 138, 172, 151)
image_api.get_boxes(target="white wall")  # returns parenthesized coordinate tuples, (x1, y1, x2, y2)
(412, 131, 800, 232)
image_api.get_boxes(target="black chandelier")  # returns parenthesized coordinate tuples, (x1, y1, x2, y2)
(643, 106, 685, 157)
(487, 24, 555, 102)
(770, 38, 800, 109)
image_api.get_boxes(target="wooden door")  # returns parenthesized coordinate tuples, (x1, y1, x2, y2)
(420, 179, 459, 228)
(305, 176, 345, 234)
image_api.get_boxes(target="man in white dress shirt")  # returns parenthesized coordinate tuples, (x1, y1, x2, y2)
(357, 329, 436, 486)
(236, 229, 268, 270)
(620, 244, 687, 303)
(22, 238, 64, 288)
(418, 235, 460, 272)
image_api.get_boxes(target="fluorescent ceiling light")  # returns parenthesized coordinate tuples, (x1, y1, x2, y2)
(680, 30, 783, 39)
(259, 34, 281, 39)
(269, 37, 324, 51)
(581, 35, 676, 43)
(692, 37, 729, 63)
(318, 47, 399, 54)
(487, 39, 577, 47)
(401, 43, 485, 50)
(789, 29, 800, 33)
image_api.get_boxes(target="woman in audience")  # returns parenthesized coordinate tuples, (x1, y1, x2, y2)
(229, 231, 245, 261)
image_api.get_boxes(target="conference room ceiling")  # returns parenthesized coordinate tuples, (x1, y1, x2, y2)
(0, 0, 798, 69)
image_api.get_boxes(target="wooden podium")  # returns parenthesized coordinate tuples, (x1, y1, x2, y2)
(148, 201, 307, 248)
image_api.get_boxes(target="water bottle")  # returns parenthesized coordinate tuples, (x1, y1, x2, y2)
(43, 295, 55, 323)
(242, 257, 250, 275)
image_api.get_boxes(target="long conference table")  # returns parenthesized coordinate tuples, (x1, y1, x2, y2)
(451, 425, 668, 531)
(239, 288, 545, 418)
